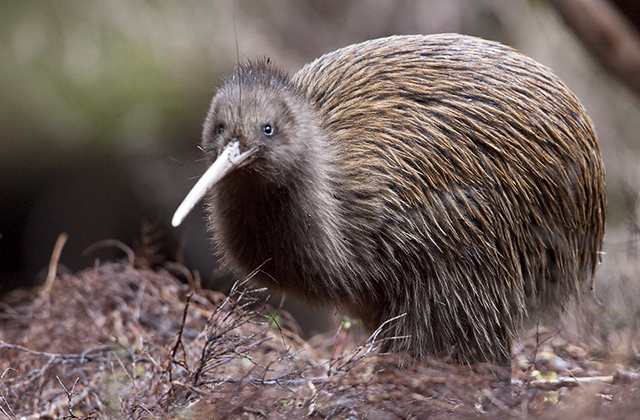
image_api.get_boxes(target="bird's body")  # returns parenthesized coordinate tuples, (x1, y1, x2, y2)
(175, 34, 606, 364)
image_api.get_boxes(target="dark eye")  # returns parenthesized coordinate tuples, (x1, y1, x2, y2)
(216, 124, 224, 135)
(261, 124, 274, 136)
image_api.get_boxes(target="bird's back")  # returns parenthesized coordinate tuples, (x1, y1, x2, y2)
(292, 34, 606, 333)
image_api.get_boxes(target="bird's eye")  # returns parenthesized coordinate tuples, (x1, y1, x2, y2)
(261, 124, 274, 136)
(216, 124, 225, 135)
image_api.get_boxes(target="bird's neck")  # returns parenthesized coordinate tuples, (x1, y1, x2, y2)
(212, 136, 355, 302)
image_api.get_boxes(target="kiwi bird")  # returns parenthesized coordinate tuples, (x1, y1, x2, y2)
(172, 34, 606, 364)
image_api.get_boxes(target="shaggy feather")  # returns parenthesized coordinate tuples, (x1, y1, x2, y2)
(200, 34, 606, 364)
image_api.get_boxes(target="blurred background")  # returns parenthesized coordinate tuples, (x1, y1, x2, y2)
(1, 0, 640, 338)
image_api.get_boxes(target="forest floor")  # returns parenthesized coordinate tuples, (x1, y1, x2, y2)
(1, 237, 639, 419)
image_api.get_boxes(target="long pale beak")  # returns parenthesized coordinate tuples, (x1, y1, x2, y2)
(172, 141, 256, 227)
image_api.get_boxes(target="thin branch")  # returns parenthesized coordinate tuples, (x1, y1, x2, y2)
(56, 376, 80, 419)
(35, 233, 68, 306)
(169, 292, 194, 381)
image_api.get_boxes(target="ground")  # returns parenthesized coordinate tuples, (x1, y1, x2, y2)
(1, 242, 640, 419)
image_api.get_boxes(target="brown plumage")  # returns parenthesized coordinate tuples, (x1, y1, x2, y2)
(175, 34, 606, 364)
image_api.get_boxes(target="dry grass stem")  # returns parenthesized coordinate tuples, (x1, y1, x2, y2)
(1, 258, 639, 419)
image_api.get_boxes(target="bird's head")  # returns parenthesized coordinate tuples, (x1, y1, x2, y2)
(172, 60, 323, 227)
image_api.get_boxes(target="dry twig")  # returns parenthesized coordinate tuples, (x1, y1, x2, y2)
(35, 232, 68, 306)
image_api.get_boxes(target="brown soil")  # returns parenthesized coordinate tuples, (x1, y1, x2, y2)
(1, 249, 639, 419)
